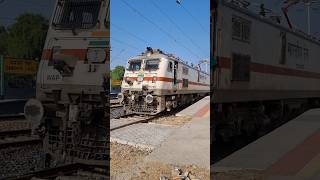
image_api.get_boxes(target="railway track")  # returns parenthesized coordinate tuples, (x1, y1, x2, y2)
(5, 163, 108, 180)
(0, 129, 31, 139)
(110, 96, 205, 132)
(0, 114, 35, 149)
(0, 116, 30, 137)
(110, 114, 158, 131)
(110, 106, 187, 132)
(0, 136, 41, 149)
(0, 113, 25, 121)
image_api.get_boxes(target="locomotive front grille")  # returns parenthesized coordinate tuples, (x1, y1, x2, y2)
(133, 104, 156, 113)
(125, 101, 158, 114)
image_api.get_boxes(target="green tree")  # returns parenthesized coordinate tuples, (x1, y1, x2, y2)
(7, 13, 48, 59)
(0, 26, 7, 55)
(111, 66, 125, 81)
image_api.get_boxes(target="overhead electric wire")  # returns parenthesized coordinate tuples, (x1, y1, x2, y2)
(111, 48, 126, 61)
(119, 0, 202, 60)
(179, 3, 208, 34)
(111, 37, 141, 51)
(111, 22, 149, 45)
(149, 0, 207, 57)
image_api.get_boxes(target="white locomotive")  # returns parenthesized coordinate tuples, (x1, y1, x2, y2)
(24, 0, 109, 167)
(212, 0, 320, 141)
(118, 47, 210, 115)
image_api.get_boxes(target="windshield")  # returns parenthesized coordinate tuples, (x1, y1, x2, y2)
(52, 0, 101, 29)
(128, 60, 141, 71)
(145, 59, 160, 71)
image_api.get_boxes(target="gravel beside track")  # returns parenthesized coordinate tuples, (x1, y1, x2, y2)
(0, 143, 44, 179)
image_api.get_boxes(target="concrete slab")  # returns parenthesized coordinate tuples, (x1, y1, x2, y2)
(213, 108, 320, 179)
(110, 116, 146, 130)
(176, 96, 210, 117)
(146, 109, 210, 169)
(110, 123, 176, 151)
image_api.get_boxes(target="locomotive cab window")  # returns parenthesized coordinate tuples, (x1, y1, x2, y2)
(52, 0, 102, 29)
(232, 54, 250, 81)
(145, 59, 160, 71)
(128, 60, 141, 71)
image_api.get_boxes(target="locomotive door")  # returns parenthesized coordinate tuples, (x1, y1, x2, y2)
(173, 61, 178, 90)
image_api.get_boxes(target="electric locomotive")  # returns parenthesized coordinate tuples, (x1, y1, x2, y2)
(118, 48, 210, 115)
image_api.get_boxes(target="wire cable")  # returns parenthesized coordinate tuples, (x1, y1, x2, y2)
(120, 0, 202, 60)
(111, 22, 149, 45)
(111, 48, 126, 61)
(111, 37, 141, 51)
(179, 3, 208, 34)
(149, 0, 207, 57)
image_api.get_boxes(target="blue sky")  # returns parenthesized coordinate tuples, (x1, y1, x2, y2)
(110, 0, 210, 69)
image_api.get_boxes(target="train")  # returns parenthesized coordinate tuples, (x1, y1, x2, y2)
(212, 0, 320, 142)
(24, 0, 109, 167)
(118, 47, 210, 115)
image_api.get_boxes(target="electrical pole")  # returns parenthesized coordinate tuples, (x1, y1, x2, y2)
(198, 59, 209, 73)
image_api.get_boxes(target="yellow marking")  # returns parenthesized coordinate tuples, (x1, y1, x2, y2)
(111, 80, 121, 86)
(296, 152, 320, 177)
(4, 58, 38, 75)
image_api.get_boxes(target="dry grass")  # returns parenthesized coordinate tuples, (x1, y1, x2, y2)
(110, 143, 149, 179)
(110, 143, 210, 180)
(131, 162, 210, 180)
(151, 116, 192, 126)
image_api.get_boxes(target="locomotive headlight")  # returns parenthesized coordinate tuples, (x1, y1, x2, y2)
(145, 94, 154, 104)
(117, 93, 124, 103)
(24, 99, 44, 134)
(86, 48, 106, 63)
(131, 94, 135, 101)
